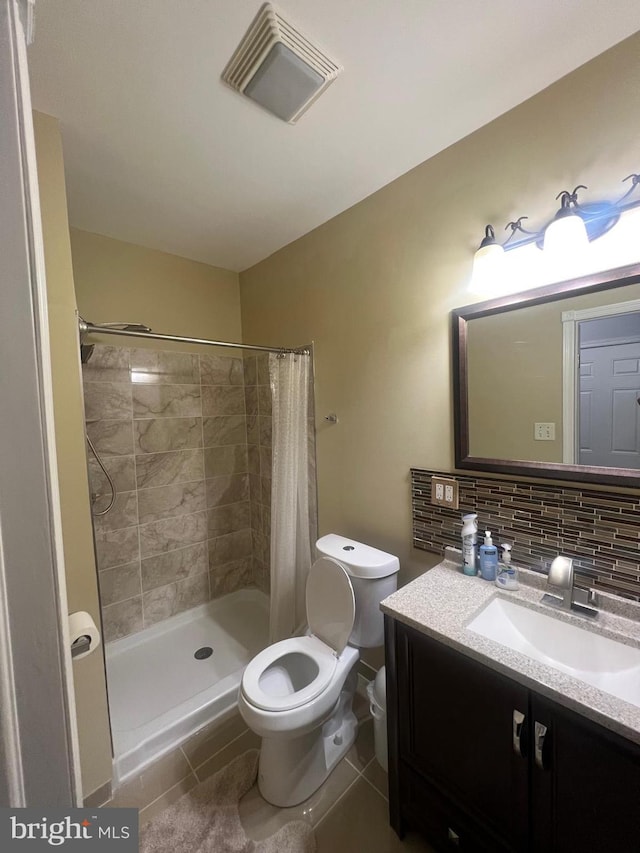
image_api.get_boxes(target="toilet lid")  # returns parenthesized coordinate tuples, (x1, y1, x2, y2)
(306, 557, 355, 654)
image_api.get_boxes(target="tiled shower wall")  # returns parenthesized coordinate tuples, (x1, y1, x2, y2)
(82, 345, 273, 642)
(411, 468, 640, 600)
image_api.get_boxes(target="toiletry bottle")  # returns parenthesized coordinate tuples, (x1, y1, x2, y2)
(461, 513, 478, 576)
(479, 530, 498, 581)
(496, 543, 519, 590)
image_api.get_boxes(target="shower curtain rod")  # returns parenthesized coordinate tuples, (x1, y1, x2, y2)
(78, 318, 309, 355)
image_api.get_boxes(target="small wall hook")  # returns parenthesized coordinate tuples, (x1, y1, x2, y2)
(324, 413, 338, 424)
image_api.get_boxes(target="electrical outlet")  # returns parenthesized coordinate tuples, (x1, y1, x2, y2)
(431, 476, 459, 509)
(534, 422, 556, 441)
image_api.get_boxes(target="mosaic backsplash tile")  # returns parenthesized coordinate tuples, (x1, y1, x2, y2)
(411, 468, 640, 600)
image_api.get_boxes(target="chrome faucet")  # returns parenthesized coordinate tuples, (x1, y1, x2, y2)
(542, 555, 598, 618)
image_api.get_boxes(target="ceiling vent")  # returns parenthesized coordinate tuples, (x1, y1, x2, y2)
(222, 3, 342, 124)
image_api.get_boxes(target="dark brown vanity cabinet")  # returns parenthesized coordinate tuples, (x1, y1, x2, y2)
(385, 617, 640, 853)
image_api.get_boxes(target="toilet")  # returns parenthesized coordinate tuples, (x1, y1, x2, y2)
(238, 533, 400, 807)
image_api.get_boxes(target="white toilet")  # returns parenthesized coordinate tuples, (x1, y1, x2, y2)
(238, 533, 400, 807)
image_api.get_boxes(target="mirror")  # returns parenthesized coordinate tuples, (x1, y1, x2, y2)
(453, 262, 640, 486)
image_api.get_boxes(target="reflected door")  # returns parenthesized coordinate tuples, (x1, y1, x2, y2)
(579, 341, 640, 468)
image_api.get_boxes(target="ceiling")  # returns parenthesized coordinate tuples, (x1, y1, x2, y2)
(28, 1, 640, 272)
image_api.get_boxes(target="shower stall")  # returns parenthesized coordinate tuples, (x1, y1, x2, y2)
(78, 318, 315, 784)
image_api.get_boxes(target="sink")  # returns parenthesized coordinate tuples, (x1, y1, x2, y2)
(468, 596, 640, 709)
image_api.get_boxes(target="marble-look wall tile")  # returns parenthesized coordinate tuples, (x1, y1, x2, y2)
(260, 476, 271, 506)
(205, 474, 250, 508)
(250, 501, 262, 532)
(84, 382, 132, 421)
(201, 386, 245, 416)
(137, 481, 206, 525)
(243, 386, 258, 417)
(132, 385, 201, 419)
(202, 416, 246, 447)
(207, 502, 251, 538)
(103, 596, 143, 642)
(204, 445, 248, 478)
(130, 350, 200, 385)
(208, 529, 252, 568)
(256, 353, 270, 386)
(98, 562, 141, 607)
(86, 420, 134, 457)
(210, 558, 253, 598)
(257, 386, 272, 417)
(135, 448, 204, 490)
(247, 444, 260, 476)
(258, 416, 272, 446)
(139, 511, 208, 558)
(134, 418, 202, 454)
(259, 445, 272, 476)
(93, 491, 138, 532)
(246, 415, 259, 445)
(199, 355, 244, 386)
(94, 526, 140, 571)
(141, 542, 208, 591)
(82, 345, 130, 383)
(142, 574, 209, 625)
(88, 455, 136, 495)
(243, 356, 257, 387)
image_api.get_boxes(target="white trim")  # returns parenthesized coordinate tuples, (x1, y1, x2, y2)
(0, 0, 81, 806)
(561, 298, 640, 466)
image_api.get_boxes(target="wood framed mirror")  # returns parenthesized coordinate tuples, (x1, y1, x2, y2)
(452, 261, 640, 486)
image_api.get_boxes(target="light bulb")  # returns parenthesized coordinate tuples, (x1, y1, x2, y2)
(469, 241, 505, 296)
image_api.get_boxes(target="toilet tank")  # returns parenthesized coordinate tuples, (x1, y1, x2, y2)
(315, 534, 400, 648)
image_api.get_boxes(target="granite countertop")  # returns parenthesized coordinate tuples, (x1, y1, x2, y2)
(381, 548, 640, 745)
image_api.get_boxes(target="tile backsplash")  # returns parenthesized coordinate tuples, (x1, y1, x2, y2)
(83, 344, 273, 642)
(411, 468, 640, 600)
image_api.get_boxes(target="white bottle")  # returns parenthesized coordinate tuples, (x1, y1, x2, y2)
(495, 543, 519, 590)
(461, 513, 478, 576)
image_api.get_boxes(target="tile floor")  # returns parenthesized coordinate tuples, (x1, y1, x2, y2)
(135, 693, 433, 852)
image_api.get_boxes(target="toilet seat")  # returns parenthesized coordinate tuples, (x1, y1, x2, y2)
(241, 556, 356, 713)
(241, 635, 337, 712)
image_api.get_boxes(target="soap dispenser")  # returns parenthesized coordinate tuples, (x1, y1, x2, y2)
(496, 543, 519, 590)
(479, 530, 498, 581)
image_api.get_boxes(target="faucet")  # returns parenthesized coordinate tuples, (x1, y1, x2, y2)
(542, 555, 599, 618)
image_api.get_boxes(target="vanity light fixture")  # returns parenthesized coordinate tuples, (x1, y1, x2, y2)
(470, 174, 640, 292)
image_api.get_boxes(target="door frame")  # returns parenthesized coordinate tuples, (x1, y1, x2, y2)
(0, 0, 81, 806)
(561, 298, 640, 464)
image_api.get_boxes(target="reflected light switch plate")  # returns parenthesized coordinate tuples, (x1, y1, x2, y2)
(534, 422, 556, 441)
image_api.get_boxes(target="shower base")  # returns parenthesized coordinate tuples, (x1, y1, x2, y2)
(105, 588, 269, 784)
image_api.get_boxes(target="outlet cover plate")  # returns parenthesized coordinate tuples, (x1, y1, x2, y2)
(431, 476, 459, 510)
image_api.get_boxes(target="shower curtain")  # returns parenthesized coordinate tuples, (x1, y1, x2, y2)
(269, 351, 315, 643)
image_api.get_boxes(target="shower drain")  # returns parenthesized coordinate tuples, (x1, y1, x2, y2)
(194, 646, 213, 660)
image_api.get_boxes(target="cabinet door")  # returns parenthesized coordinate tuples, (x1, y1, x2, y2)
(396, 623, 530, 851)
(531, 693, 640, 853)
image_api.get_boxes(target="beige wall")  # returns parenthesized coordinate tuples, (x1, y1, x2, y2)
(71, 229, 241, 353)
(467, 282, 640, 462)
(240, 33, 640, 584)
(33, 112, 112, 798)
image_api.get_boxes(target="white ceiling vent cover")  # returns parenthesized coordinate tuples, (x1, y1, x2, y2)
(222, 3, 342, 124)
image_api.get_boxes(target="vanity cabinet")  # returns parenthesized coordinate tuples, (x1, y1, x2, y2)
(386, 617, 640, 853)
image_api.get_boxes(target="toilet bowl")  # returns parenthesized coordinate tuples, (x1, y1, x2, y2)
(239, 534, 399, 807)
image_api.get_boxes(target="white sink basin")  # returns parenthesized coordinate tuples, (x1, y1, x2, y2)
(468, 596, 640, 709)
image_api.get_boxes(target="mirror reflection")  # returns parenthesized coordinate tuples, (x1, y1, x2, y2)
(455, 265, 640, 484)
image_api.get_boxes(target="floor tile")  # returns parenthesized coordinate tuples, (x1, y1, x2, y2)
(315, 776, 434, 853)
(346, 717, 375, 773)
(139, 773, 198, 827)
(364, 757, 389, 799)
(181, 711, 248, 770)
(238, 756, 359, 840)
(193, 729, 260, 782)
